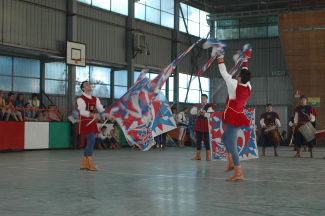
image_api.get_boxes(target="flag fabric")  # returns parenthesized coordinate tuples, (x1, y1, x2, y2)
(103, 38, 204, 151)
(208, 107, 258, 160)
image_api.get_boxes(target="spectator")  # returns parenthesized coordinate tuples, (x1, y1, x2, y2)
(172, 107, 177, 123)
(177, 107, 189, 147)
(24, 102, 37, 121)
(5, 92, 20, 121)
(97, 126, 110, 149)
(110, 124, 122, 149)
(37, 110, 49, 122)
(54, 105, 63, 122)
(0, 90, 8, 121)
(70, 109, 81, 149)
(28, 93, 40, 118)
(48, 104, 61, 122)
(14, 93, 25, 121)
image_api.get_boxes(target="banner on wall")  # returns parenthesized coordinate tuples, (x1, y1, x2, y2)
(208, 107, 259, 161)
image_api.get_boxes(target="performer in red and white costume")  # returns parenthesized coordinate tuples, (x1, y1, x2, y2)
(77, 81, 105, 171)
(190, 94, 216, 161)
(217, 46, 251, 181)
(293, 95, 317, 158)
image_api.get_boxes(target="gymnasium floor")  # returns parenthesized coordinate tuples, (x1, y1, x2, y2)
(1, 146, 325, 216)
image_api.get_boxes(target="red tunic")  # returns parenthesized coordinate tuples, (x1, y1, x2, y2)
(222, 84, 251, 127)
(193, 103, 216, 132)
(77, 95, 100, 135)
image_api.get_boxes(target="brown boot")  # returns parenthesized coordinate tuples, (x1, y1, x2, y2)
(303, 145, 307, 151)
(102, 144, 109, 149)
(206, 150, 211, 161)
(132, 144, 136, 149)
(294, 148, 301, 157)
(87, 156, 98, 171)
(98, 144, 104, 150)
(191, 150, 201, 160)
(225, 153, 234, 172)
(178, 140, 182, 148)
(261, 147, 266, 156)
(310, 148, 314, 158)
(226, 165, 244, 181)
(274, 148, 279, 156)
(80, 156, 89, 170)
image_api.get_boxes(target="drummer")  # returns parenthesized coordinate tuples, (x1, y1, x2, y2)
(259, 103, 281, 156)
(293, 95, 317, 158)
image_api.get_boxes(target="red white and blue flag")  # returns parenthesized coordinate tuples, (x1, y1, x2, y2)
(102, 38, 204, 151)
(208, 107, 258, 160)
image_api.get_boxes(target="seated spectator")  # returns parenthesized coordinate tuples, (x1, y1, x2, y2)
(110, 124, 122, 149)
(14, 93, 24, 121)
(5, 92, 20, 121)
(28, 93, 40, 118)
(0, 90, 8, 121)
(37, 110, 49, 122)
(48, 104, 61, 122)
(70, 109, 81, 149)
(24, 102, 37, 121)
(54, 105, 63, 122)
(97, 126, 110, 150)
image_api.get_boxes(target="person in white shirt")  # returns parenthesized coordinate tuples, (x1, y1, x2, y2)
(177, 107, 189, 147)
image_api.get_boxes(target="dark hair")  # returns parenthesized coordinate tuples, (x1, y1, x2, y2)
(8, 92, 14, 97)
(101, 126, 107, 129)
(25, 102, 30, 107)
(201, 94, 208, 99)
(239, 69, 251, 84)
(16, 93, 24, 102)
(113, 124, 118, 127)
(80, 81, 88, 92)
(172, 107, 176, 110)
(183, 107, 188, 111)
(32, 93, 38, 98)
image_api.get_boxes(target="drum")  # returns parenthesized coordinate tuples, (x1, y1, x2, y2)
(298, 122, 316, 142)
(265, 125, 282, 145)
(315, 130, 325, 138)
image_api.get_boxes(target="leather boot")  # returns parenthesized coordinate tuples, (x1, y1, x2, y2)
(274, 148, 279, 156)
(102, 144, 109, 149)
(191, 150, 201, 160)
(178, 140, 182, 147)
(181, 140, 185, 148)
(98, 144, 104, 150)
(87, 156, 98, 171)
(226, 165, 244, 181)
(261, 147, 266, 156)
(206, 150, 211, 161)
(294, 148, 301, 157)
(303, 145, 307, 151)
(225, 153, 234, 172)
(132, 144, 136, 149)
(80, 156, 89, 170)
(310, 148, 314, 158)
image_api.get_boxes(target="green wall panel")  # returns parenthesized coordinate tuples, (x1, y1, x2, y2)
(49, 122, 71, 148)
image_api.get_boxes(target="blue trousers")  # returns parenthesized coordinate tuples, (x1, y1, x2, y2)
(84, 133, 96, 157)
(221, 123, 240, 166)
(196, 131, 210, 150)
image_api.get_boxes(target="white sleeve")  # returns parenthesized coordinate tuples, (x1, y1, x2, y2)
(218, 63, 238, 99)
(289, 121, 293, 127)
(77, 98, 90, 117)
(207, 106, 214, 113)
(260, 118, 265, 127)
(294, 112, 298, 124)
(309, 113, 316, 122)
(177, 113, 182, 123)
(96, 98, 105, 113)
(190, 106, 197, 115)
(275, 119, 281, 127)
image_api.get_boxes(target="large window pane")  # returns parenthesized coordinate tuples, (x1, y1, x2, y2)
(13, 58, 40, 78)
(114, 86, 127, 98)
(180, 3, 188, 19)
(240, 26, 267, 38)
(161, 12, 174, 28)
(92, 84, 110, 98)
(179, 73, 188, 88)
(216, 28, 239, 40)
(268, 25, 279, 37)
(114, 70, 127, 86)
(0, 56, 13, 75)
(179, 17, 187, 32)
(0, 76, 12, 91)
(76, 66, 89, 82)
(188, 6, 199, 21)
(134, 71, 142, 83)
(13, 77, 40, 93)
(168, 77, 174, 90)
(161, 0, 174, 13)
(188, 20, 200, 36)
(90, 67, 110, 84)
(146, 7, 160, 25)
(168, 90, 173, 102)
(200, 24, 209, 37)
(77, 0, 91, 4)
(188, 90, 200, 103)
(200, 77, 210, 91)
(200, 11, 208, 25)
(135, 3, 145, 20)
(45, 62, 67, 80)
(45, 80, 67, 95)
(111, 0, 128, 15)
(146, 0, 160, 9)
(190, 77, 200, 90)
(92, 0, 110, 10)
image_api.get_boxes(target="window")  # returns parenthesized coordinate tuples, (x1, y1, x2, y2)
(76, 66, 111, 98)
(114, 70, 127, 99)
(179, 73, 209, 103)
(77, 0, 128, 16)
(44, 62, 68, 95)
(216, 16, 279, 40)
(0, 56, 40, 93)
(135, 0, 174, 29)
(179, 3, 209, 37)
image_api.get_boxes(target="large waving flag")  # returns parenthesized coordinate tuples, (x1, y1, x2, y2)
(103, 37, 204, 151)
(208, 107, 258, 160)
